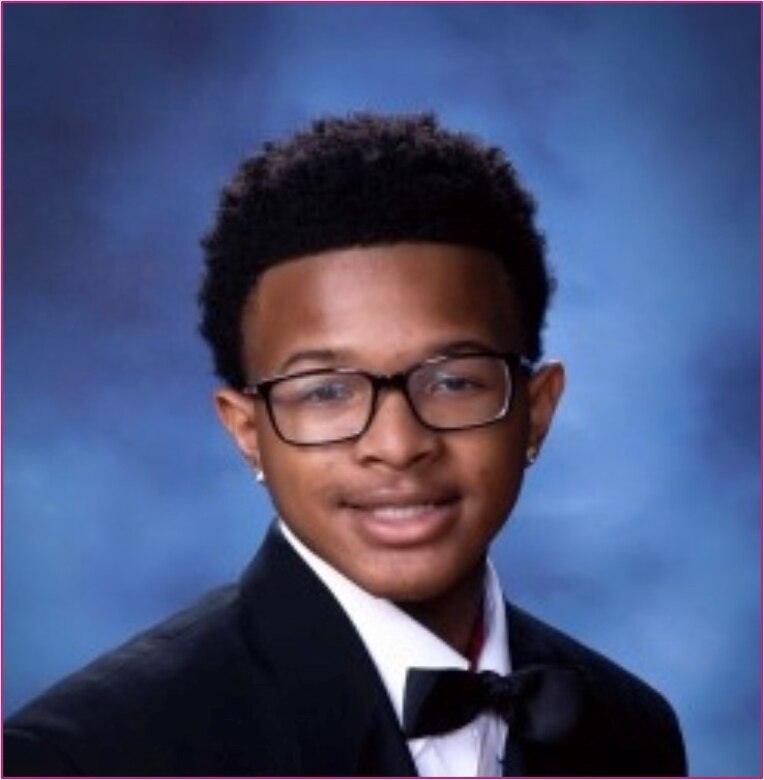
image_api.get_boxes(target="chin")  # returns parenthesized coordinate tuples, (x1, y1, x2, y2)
(350, 561, 462, 605)
(366, 581, 442, 604)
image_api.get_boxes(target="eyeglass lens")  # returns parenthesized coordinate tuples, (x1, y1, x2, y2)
(266, 355, 513, 445)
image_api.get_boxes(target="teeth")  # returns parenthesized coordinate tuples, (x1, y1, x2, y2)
(369, 504, 437, 520)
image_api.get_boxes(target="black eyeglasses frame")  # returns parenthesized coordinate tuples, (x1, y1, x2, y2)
(243, 350, 535, 447)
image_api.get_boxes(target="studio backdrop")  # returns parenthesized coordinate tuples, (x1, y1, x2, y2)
(4, 4, 760, 775)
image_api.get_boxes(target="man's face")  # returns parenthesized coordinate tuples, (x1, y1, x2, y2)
(217, 243, 563, 604)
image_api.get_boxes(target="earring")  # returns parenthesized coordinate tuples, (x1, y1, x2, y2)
(525, 445, 538, 466)
(254, 466, 266, 483)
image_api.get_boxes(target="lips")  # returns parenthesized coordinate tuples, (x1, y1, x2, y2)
(339, 488, 461, 546)
(365, 503, 443, 521)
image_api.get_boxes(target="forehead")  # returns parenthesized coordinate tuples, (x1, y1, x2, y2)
(242, 243, 522, 374)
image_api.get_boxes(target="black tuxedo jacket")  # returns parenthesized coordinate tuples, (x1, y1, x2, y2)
(4, 526, 687, 777)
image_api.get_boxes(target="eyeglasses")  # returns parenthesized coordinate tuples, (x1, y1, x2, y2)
(244, 351, 533, 447)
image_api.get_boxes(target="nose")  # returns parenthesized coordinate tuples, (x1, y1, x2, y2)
(354, 386, 441, 469)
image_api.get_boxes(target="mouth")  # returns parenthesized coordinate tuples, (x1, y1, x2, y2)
(339, 491, 461, 547)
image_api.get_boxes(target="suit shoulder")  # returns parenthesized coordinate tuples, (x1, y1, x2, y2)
(9, 584, 245, 714)
(4, 727, 83, 777)
(509, 602, 687, 775)
(4, 583, 294, 776)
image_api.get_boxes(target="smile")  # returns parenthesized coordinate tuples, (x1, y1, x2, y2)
(367, 503, 442, 521)
(341, 494, 461, 547)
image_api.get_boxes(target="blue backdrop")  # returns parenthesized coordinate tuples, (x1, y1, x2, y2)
(4, 4, 760, 775)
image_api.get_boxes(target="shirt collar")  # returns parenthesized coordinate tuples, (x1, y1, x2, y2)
(278, 520, 511, 725)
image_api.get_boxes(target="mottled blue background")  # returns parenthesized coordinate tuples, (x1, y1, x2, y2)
(4, 4, 760, 775)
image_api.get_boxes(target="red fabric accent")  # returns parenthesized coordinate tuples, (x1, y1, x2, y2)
(466, 603, 485, 670)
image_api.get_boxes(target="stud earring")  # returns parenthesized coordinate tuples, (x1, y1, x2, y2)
(525, 445, 538, 466)
(253, 465, 266, 483)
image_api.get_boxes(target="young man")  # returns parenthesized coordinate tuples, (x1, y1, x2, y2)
(4, 113, 687, 777)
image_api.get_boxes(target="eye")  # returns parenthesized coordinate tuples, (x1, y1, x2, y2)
(295, 378, 356, 405)
(428, 371, 484, 394)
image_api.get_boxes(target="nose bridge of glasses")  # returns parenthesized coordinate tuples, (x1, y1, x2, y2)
(366, 369, 426, 427)
(370, 369, 410, 394)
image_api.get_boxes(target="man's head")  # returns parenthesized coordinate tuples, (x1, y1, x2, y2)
(199, 112, 554, 390)
(199, 113, 563, 613)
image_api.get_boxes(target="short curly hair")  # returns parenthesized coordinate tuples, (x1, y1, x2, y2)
(199, 112, 555, 388)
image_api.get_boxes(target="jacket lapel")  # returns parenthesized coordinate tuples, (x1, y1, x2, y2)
(505, 603, 594, 777)
(238, 524, 417, 777)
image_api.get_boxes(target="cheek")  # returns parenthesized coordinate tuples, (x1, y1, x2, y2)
(259, 439, 338, 521)
(459, 427, 527, 514)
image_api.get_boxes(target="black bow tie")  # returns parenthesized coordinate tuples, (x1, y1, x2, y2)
(403, 664, 585, 744)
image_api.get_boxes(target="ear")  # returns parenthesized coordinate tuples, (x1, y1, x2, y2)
(214, 388, 262, 469)
(526, 361, 565, 459)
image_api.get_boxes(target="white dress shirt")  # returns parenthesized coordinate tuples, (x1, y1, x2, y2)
(279, 521, 512, 777)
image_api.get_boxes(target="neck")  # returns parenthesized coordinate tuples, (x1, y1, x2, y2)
(396, 560, 486, 657)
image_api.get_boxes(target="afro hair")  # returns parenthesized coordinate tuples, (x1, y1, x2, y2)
(199, 112, 555, 388)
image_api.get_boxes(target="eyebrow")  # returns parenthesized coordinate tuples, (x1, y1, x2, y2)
(277, 349, 344, 375)
(275, 339, 500, 376)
